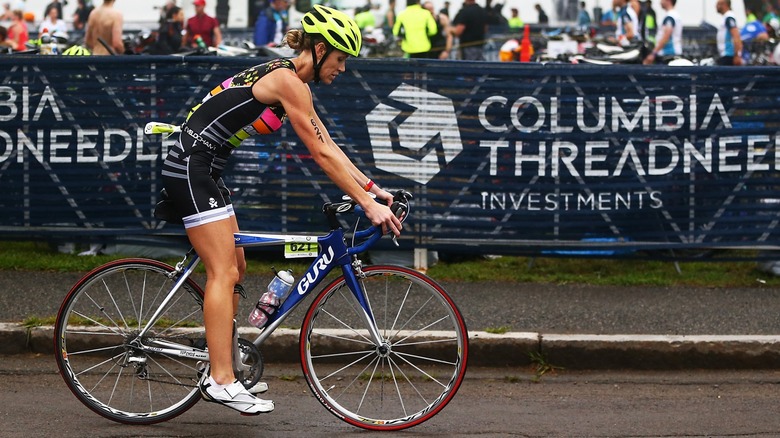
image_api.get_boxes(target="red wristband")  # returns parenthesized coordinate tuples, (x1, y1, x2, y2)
(363, 179, 374, 192)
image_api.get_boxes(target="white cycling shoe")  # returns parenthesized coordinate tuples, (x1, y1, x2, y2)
(199, 376, 274, 415)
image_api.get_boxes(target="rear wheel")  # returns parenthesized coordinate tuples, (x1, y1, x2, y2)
(300, 265, 468, 431)
(54, 258, 206, 425)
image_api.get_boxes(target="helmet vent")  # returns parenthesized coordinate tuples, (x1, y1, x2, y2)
(328, 30, 349, 50)
(310, 9, 325, 22)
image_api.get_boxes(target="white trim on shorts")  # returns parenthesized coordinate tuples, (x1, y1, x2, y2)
(182, 205, 236, 229)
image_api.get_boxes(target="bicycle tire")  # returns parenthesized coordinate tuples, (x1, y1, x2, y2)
(54, 258, 206, 425)
(299, 265, 469, 431)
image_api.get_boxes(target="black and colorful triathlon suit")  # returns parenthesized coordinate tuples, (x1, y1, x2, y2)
(162, 58, 294, 229)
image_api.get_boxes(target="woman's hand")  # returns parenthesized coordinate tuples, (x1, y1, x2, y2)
(363, 200, 402, 237)
(373, 187, 395, 206)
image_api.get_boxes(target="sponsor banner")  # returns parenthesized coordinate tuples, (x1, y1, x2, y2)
(0, 57, 778, 254)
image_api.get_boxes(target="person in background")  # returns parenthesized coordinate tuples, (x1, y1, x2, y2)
(72, 0, 93, 31)
(151, 5, 184, 54)
(185, 0, 221, 48)
(600, 6, 616, 26)
(393, 0, 437, 58)
(643, 0, 681, 64)
(534, 3, 548, 24)
(613, 0, 638, 45)
(762, 4, 778, 25)
(577, 1, 590, 28)
(715, 0, 743, 65)
(0, 24, 8, 54)
(440, 0, 450, 17)
(1, 3, 14, 20)
(424, 0, 452, 59)
(253, 0, 288, 46)
(39, 4, 67, 37)
(85, 0, 124, 55)
(382, 0, 395, 36)
(354, 2, 375, 30)
(158, 0, 175, 24)
(450, 0, 488, 60)
(508, 7, 522, 30)
(43, 0, 63, 19)
(740, 15, 769, 43)
(639, 0, 656, 46)
(483, 0, 507, 30)
(0, 9, 27, 50)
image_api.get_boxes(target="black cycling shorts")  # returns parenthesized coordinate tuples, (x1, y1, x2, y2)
(161, 148, 234, 229)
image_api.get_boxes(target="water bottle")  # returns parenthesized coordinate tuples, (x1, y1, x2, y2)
(248, 269, 294, 329)
(195, 35, 207, 49)
(39, 28, 52, 55)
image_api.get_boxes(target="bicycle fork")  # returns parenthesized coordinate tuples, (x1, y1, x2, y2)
(344, 260, 385, 348)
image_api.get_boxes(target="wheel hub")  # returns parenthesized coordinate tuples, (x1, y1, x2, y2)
(376, 342, 391, 357)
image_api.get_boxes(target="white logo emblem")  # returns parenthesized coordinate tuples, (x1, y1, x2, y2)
(366, 83, 463, 185)
(208, 197, 218, 208)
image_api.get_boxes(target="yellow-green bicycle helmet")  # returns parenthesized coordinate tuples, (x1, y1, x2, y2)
(301, 5, 362, 57)
(63, 45, 91, 56)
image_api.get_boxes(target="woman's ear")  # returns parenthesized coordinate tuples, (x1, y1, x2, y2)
(315, 41, 328, 58)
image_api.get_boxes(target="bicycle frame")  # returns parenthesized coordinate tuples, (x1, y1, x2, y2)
(134, 222, 385, 360)
(236, 225, 384, 348)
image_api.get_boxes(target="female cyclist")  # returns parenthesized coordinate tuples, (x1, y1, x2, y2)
(161, 5, 403, 415)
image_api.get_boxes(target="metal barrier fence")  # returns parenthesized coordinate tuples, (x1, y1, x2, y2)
(1, 55, 778, 259)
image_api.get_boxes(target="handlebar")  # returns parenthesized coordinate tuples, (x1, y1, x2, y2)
(323, 189, 413, 248)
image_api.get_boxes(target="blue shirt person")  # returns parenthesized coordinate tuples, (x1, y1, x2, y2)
(254, 0, 289, 46)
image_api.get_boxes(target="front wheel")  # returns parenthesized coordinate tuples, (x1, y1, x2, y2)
(300, 265, 469, 431)
(54, 259, 206, 425)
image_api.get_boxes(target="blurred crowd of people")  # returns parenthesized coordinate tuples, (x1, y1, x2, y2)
(353, 0, 780, 64)
(495, 0, 780, 65)
(0, 0, 225, 55)
(1, 0, 778, 64)
(603, 0, 779, 65)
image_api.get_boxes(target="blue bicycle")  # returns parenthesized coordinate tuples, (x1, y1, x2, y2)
(54, 187, 469, 431)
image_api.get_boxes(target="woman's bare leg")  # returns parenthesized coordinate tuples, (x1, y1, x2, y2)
(186, 218, 239, 385)
(229, 214, 245, 318)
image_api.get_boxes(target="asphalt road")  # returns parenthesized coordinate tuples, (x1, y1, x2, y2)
(2, 269, 779, 335)
(3, 353, 780, 437)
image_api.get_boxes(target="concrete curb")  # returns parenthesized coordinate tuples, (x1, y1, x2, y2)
(7, 323, 780, 369)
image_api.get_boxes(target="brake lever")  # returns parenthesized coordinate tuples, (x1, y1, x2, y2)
(389, 192, 410, 247)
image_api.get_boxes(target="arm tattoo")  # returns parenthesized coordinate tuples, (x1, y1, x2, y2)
(310, 118, 325, 143)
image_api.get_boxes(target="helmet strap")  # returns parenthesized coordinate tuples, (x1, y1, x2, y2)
(309, 39, 335, 84)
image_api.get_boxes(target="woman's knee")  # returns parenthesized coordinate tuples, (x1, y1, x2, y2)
(224, 265, 241, 286)
(205, 263, 240, 288)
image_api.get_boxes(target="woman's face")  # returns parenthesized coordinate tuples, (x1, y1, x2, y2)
(317, 45, 349, 85)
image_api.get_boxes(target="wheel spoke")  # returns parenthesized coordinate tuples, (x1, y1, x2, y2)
(318, 308, 374, 344)
(387, 355, 426, 409)
(310, 330, 375, 346)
